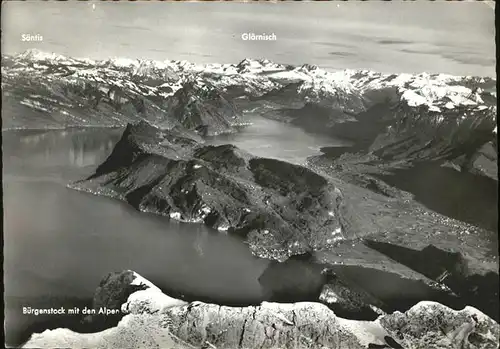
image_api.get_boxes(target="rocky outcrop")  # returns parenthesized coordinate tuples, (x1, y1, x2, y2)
(80, 270, 150, 327)
(380, 301, 500, 349)
(22, 271, 500, 349)
(319, 281, 385, 321)
(71, 121, 345, 262)
(322, 279, 387, 320)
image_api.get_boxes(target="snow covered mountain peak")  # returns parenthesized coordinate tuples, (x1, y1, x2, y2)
(3, 49, 496, 118)
(18, 49, 68, 62)
(234, 58, 288, 74)
(102, 57, 141, 69)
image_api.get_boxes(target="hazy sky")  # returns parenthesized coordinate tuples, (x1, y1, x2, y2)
(1, 1, 496, 76)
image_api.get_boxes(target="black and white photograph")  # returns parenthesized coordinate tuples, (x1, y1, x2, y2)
(1, 1, 498, 348)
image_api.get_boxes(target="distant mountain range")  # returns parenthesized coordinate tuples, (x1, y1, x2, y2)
(2, 49, 496, 132)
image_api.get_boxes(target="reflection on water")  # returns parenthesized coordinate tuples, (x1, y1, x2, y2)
(3, 129, 121, 176)
(194, 229, 208, 258)
(67, 140, 115, 168)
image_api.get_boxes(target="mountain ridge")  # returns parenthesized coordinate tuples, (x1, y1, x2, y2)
(2, 49, 496, 131)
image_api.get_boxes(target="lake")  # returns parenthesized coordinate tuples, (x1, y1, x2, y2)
(2, 115, 345, 346)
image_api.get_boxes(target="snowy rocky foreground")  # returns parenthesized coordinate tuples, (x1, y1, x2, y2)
(22, 271, 500, 349)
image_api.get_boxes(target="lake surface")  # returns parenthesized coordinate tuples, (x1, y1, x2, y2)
(208, 113, 346, 166)
(2, 118, 343, 346)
